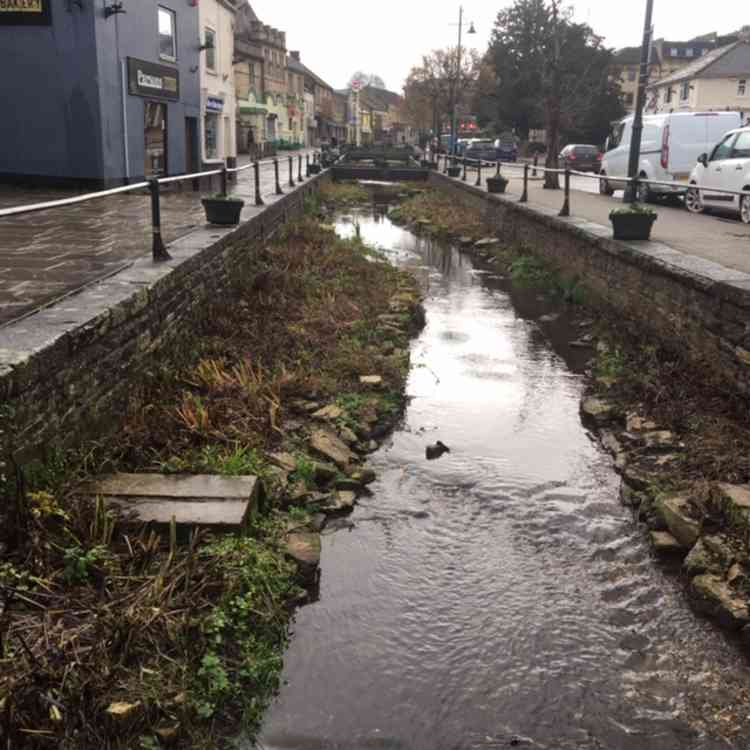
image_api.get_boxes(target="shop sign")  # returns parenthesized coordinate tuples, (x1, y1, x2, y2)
(206, 96, 224, 112)
(0, 0, 51, 25)
(127, 57, 179, 101)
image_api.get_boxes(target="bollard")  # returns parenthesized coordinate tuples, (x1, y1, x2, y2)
(533, 153, 539, 178)
(298, 154, 304, 182)
(443, 153, 449, 174)
(306, 153, 311, 177)
(475, 160, 482, 188)
(220, 164, 228, 197)
(274, 158, 283, 195)
(559, 169, 571, 217)
(462, 157, 467, 181)
(288, 156, 295, 188)
(520, 163, 529, 203)
(253, 160, 264, 207)
(495, 160, 501, 177)
(148, 178, 171, 262)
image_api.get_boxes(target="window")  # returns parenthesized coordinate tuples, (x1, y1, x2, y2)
(739, 79, 747, 96)
(627, 69, 636, 82)
(665, 87, 673, 103)
(710, 132, 737, 162)
(731, 130, 750, 158)
(158, 7, 176, 61)
(680, 81, 691, 101)
(670, 47, 679, 56)
(686, 48, 694, 57)
(204, 113, 219, 159)
(204, 27, 216, 72)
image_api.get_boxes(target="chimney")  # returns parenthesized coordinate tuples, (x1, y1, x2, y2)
(290, 50, 300, 61)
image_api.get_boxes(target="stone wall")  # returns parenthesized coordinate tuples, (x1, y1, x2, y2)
(0, 176, 325, 461)
(430, 172, 750, 395)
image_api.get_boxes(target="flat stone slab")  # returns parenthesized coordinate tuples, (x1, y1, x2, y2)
(86, 473, 259, 530)
(309, 428, 354, 469)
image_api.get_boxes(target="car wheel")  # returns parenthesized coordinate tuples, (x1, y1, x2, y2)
(599, 173, 614, 196)
(685, 186, 703, 214)
(741, 194, 750, 224)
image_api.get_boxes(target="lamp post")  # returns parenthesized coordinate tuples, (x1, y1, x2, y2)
(450, 7, 476, 157)
(624, 0, 655, 203)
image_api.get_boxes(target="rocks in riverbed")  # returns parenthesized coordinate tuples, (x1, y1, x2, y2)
(655, 493, 701, 548)
(323, 491, 356, 513)
(359, 375, 383, 387)
(690, 574, 750, 630)
(650, 530, 683, 553)
(474, 237, 500, 248)
(309, 429, 355, 469)
(684, 535, 735, 577)
(285, 531, 321, 585)
(312, 404, 344, 420)
(716, 483, 750, 517)
(581, 397, 620, 426)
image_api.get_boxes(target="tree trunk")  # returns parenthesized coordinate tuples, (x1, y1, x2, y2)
(544, 0, 562, 190)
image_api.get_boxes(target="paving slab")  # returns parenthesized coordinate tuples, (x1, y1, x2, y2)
(85, 472, 260, 530)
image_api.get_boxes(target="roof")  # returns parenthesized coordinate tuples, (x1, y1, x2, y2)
(648, 40, 747, 87)
(613, 45, 656, 66)
(286, 56, 333, 92)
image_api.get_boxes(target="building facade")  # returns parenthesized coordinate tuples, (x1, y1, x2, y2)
(0, 0, 201, 187)
(198, 0, 238, 169)
(646, 39, 750, 117)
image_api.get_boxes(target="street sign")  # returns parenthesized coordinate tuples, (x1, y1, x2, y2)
(351, 80, 362, 92)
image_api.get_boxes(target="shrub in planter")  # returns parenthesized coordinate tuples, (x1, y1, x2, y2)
(447, 165, 461, 177)
(201, 194, 245, 225)
(309, 164, 322, 174)
(486, 175, 509, 194)
(609, 203, 657, 241)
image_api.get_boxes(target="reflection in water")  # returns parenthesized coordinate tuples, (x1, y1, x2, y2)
(256, 209, 747, 750)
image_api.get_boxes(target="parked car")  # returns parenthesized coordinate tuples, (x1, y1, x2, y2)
(558, 144, 601, 172)
(685, 126, 750, 222)
(465, 140, 499, 163)
(599, 111, 742, 201)
(494, 133, 518, 162)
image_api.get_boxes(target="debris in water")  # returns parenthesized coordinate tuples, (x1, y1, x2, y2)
(425, 441, 450, 460)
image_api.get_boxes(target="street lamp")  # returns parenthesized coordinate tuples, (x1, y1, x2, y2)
(450, 6, 476, 157)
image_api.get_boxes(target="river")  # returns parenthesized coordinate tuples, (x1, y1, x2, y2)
(255, 200, 749, 750)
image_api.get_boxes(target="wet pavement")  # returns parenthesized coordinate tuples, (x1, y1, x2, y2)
(255, 204, 750, 750)
(0, 152, 314, 327)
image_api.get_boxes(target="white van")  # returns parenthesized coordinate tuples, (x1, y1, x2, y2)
(599, 111, 742, 201)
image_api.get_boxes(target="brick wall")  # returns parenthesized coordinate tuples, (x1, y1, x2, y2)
(430, 173, 750, 395)
(0, 176, 325, 462)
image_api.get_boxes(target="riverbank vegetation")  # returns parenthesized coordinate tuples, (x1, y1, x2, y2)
(0, 204, 423, 748)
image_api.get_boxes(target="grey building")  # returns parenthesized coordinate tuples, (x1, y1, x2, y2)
(0, 0, 201, 188)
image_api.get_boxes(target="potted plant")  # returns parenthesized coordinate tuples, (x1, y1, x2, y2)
(486, 174, 509, 194)
(309, 162, 322, 174)
(609, 203, 657, 241)
(201, 193, 245, 225)
(447, 161, 461, 177)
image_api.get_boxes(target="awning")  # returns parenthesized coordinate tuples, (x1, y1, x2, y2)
(240, 104, 267, 114)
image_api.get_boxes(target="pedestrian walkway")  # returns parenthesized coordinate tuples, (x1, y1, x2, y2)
(491, 167, 750, 276)
(0, 151, 314, 327)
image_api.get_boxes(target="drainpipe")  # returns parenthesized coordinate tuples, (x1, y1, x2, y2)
(116, 14, 130, 182)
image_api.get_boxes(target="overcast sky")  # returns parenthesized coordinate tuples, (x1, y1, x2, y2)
(246, 1, 742, 92)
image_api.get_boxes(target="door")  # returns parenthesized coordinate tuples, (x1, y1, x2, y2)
(701, 131, 737, 209)
(185, 117, 198, 174)
(722, 129, 750, 213)
(144, 101, 167, 177)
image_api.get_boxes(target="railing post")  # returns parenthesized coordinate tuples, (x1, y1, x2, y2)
(462, 157, 467, 181)
(220, 164, 228, 197)
(496, 160, 501, 177)
(298, 154, 304, 182)
(443, 153, 449, 174)
(306, 153, 311, 177)
(148, 178, 171, 262)
(520, 163, 529, 203)
(475, 160, 482, 187)
(253, 160, 264, 207)
(559, 169, 571, 217)
(274, 158, 283, 195)
(288, 156, 295, 188)
(532, 153, 539, 177)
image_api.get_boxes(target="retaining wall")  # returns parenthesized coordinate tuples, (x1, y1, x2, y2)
(0, 175, 325, 461)
(429, 172, 750, 395)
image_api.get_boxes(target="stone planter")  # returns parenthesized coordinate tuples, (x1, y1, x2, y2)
(201, 197, 245, 226)
(610, 212, 657, 241)
(486, 176, 509, 194)
(309, 164, 322, 175)
(447, 166, 461, 178)
(427, 161, 439, 170)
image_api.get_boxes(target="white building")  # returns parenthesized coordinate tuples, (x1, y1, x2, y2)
(199, 0, 238, 167)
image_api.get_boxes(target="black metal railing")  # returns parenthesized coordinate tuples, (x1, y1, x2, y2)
(0, 151, 322, 263)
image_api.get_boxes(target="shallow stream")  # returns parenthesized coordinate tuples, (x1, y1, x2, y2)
(256, 203, 749, 750)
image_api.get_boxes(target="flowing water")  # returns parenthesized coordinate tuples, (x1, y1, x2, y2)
(256, 202, 750, 750)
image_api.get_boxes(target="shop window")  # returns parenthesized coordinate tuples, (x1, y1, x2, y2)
(158, 6, 176, 61)
(205, 113, 219, 160)
(205, 28, 216, 72)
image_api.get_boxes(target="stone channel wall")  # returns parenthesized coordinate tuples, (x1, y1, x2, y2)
(0, 175, 325, 461)
(429, 172, 750, 395)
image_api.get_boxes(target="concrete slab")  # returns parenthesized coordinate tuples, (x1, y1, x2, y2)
(86, 472, 260, 530)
